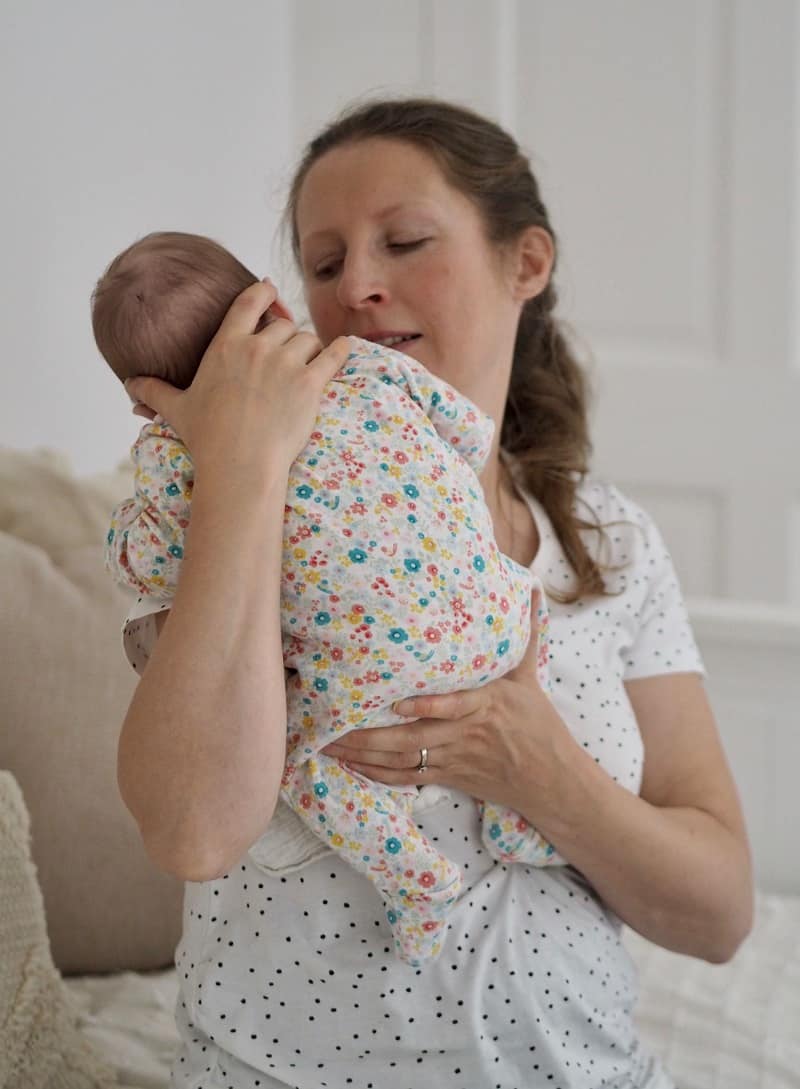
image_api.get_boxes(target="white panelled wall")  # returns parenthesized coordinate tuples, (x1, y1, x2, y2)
(1, 2, 798, 887)
(288, 0, 800, 609)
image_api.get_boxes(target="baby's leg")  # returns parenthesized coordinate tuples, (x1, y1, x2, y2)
(282, 754, 462, 966)
(479, 592, 565, 866)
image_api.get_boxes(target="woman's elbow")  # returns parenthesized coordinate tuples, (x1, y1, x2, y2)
(704, 884, 755, 964)
(136, 807, 278, 883)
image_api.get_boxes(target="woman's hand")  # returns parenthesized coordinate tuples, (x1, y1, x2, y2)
(123, 279, 353, 483)
(321, 589, 576, 819)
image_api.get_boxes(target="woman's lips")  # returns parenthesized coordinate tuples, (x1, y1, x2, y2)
(361, 331, 422, 348)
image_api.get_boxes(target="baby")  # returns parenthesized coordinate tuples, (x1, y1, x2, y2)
(92, 232, 564, 967)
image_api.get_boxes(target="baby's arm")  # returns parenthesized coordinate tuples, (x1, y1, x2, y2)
(345, 338, 496, 474)
(105, 418, 193, 598)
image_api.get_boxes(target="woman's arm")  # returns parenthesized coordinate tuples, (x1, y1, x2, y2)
(116, 281, 351, 882)
(117, 467, 291, 882)
(322, 626, 754, 963)
(538, 671, 754, 963)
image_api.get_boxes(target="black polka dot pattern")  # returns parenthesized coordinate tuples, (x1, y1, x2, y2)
(125, 480, 699, 1088)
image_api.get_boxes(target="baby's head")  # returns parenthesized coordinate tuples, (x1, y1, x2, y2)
(91, 231, 258, 389)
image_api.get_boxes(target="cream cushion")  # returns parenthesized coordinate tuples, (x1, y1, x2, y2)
(0, 769, 116, 1087)
(0, 447, 183, 975)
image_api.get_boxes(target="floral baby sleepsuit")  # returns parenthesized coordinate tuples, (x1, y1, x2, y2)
(106, 336, 562, 965)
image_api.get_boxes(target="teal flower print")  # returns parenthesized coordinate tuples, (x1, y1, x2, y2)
(295, 484, 313, 499)
(314, 611, 331, 626)
(385, 837, 402, 854)
(403, 484, 419, 499)
(404, 558, 421, 574)
(363, 420, 379, 432)
(489, 823, 502, 840)
(313, 677, 328, 692)
(497, 639, 510, 656)
(313, 782, 328, 798)
(349, 548, 367, 563)
(388, 628, 408, 644)
(473, 555, 486, 572)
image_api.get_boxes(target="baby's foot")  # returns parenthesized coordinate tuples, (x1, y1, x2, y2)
(385, 869, 463, 967)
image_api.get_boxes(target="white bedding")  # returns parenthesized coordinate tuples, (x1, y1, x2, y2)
(65, 892, 800, 1089)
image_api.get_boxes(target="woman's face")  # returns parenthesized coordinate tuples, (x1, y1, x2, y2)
(294, 138, 527, 407)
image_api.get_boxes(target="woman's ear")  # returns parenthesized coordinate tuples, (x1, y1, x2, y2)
(509, 226, 555, 302)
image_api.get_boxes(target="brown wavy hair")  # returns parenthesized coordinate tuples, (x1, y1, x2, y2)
(286, 96, 613, 601)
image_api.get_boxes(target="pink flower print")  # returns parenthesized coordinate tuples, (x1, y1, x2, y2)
(472, 654, 486, 670)
(515, 817, 529, 832)
(439, 661, 456, 674)
(331, 647, 343, 661)
(382, 493, 398, 507)
(394, 451, 409, 465)
(300, 794, 313, 810)
(422, 921, 439, 932)
(424, 628, 441, 644)
(500, 596, 510, 614)
(418, 871, 436, 888)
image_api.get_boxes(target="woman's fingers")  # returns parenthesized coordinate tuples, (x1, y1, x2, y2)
(124, 375, 181, 426)
(506, 586, 546, 686)
(211, 279, 281, 340)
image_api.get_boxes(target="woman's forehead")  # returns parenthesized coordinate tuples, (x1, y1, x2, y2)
(295, 139, 467, 238)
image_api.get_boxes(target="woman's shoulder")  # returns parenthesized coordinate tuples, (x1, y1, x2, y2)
(572, 477, 670, 577)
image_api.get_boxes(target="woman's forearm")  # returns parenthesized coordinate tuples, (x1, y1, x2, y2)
(117, 466, 289, 881)
(524, 734, 754, 963)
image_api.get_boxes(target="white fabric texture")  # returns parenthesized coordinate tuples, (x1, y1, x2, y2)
(122, 476, 707, 1088)
(59, 892, 800, 1089)
(626, 893, 800, 1088)
(0, 770, 116, 1089)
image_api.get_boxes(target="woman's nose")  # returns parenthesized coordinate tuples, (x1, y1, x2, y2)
(336, 252, 389, 309)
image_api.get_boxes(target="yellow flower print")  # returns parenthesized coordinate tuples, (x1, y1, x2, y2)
(421, 537, 437, 553)
(293, 547, 307, 560)
(330, 833, 344, 847)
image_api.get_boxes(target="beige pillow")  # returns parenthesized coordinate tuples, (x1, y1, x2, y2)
(0, 447, 183, 975)
(0, 769, 116, 1087)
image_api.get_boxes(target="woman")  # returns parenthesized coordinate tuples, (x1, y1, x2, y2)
(119, 98, 753, 1089)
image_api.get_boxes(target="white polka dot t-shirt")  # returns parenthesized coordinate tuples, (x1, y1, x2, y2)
(122, 476, 704, 1089)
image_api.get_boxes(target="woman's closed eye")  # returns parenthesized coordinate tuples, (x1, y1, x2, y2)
(387, 237, 430, 252)
(311, 238, 431, 280)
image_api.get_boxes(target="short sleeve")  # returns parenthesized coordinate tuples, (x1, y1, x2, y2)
(122, 594, 172, 676)
(618, 501, 706, 681)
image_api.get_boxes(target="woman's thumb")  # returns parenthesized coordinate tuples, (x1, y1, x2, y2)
(124, 376, 180, 426)
(507, 587, 546, 685)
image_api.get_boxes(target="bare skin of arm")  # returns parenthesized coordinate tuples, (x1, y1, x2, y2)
(116, 282, 351, 881)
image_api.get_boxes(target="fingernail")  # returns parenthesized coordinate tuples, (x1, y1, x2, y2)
(392, 700, 414, 715)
